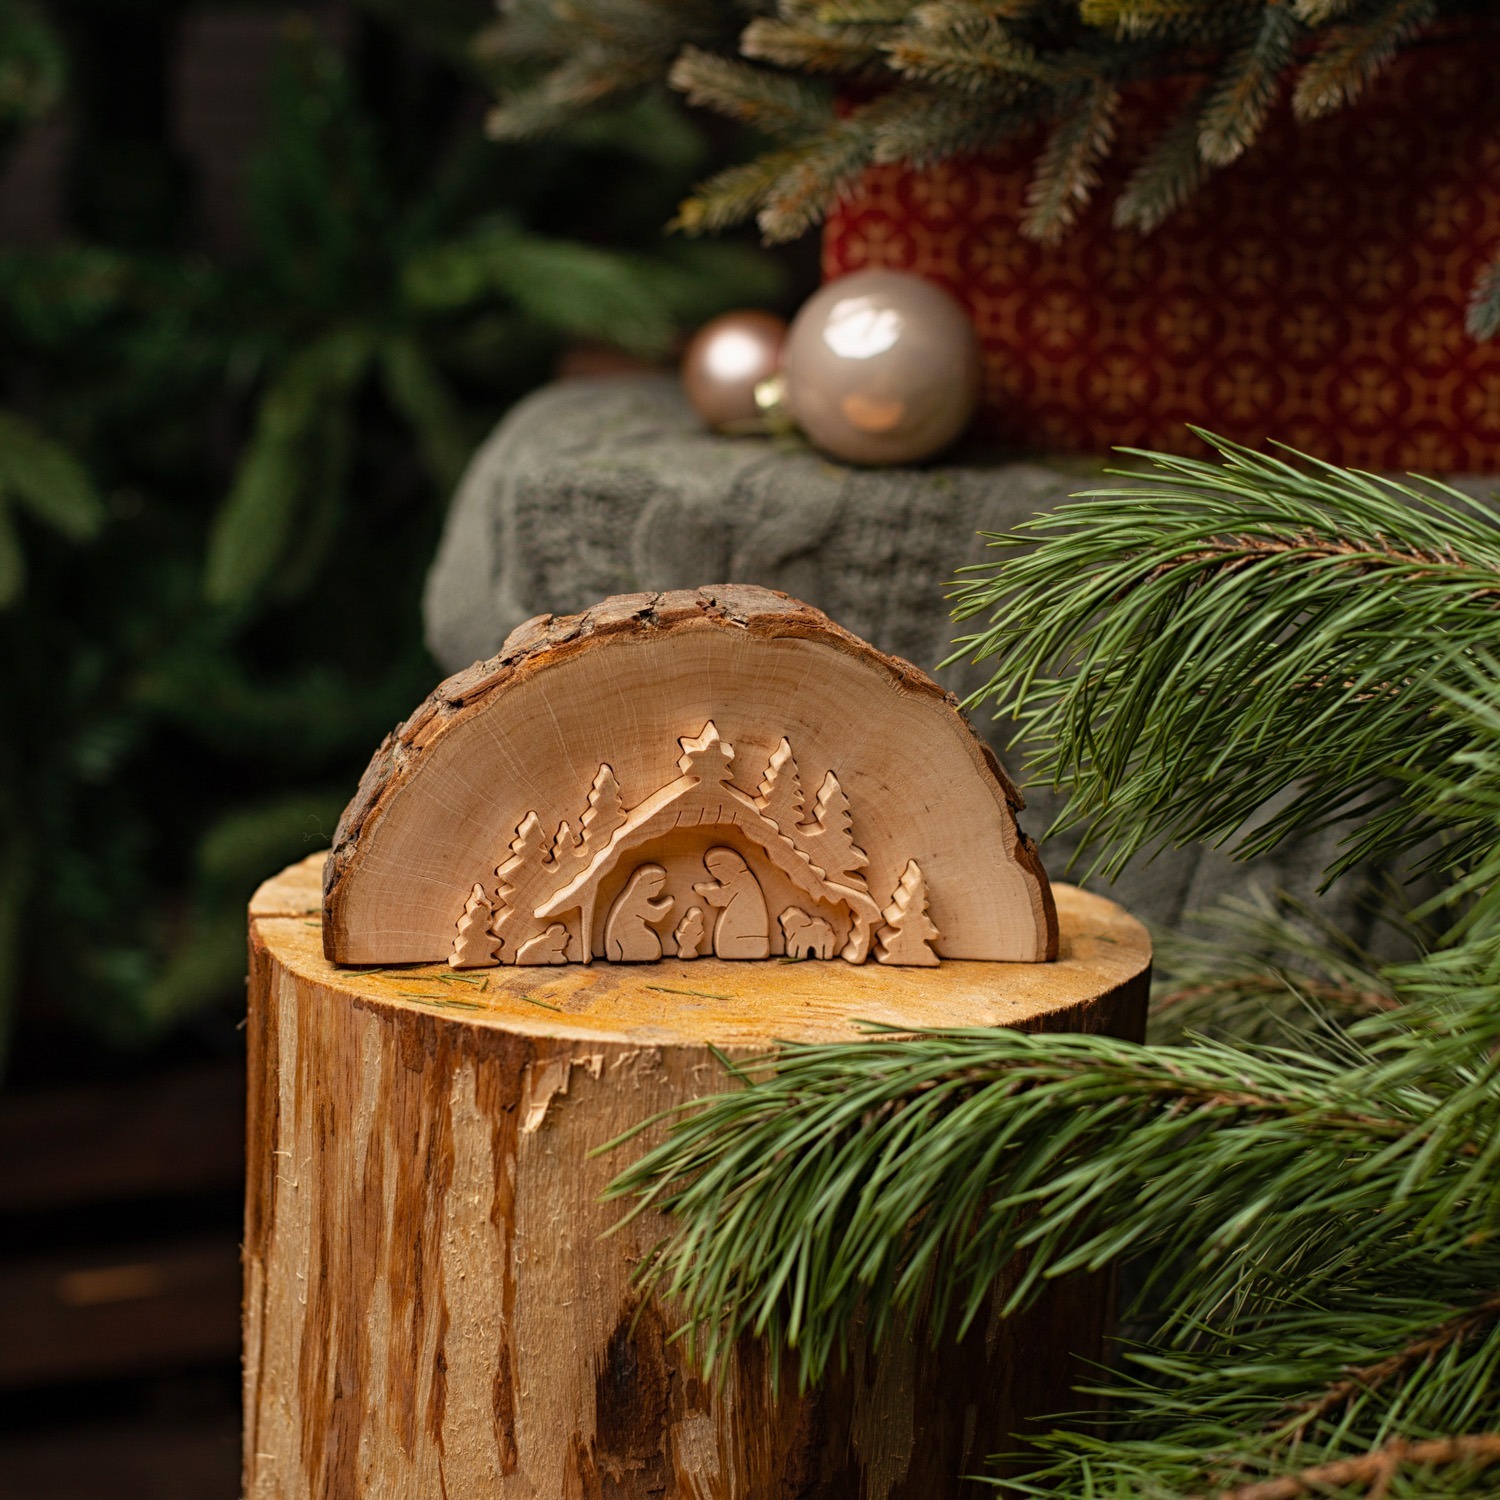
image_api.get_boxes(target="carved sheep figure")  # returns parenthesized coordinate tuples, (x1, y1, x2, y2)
(779, 906, 836, 960)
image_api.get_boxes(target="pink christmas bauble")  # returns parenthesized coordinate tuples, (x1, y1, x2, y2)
(681, 310, 788, 432)
(782, 271, 981, 465)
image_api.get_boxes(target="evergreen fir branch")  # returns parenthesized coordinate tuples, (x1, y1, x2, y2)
(1465, 252, 1500, 341)
(485, 67, 630, 141)
(1114, 97, 1209, 232)
(486, 0, 733, 137)
(869, 89, 1035, 168)
(1291, 0, 1439, 121)
(1197, 5, 1302, 167)
(950, 435, 1500, 884)
(1022, 77, 1120, 243)
(1283, 1293, 1500, 1435)
(755, 114, 882, 241)
(609, 1003, 1500, 1384)
(671, 148, 810, 235)
(882, 13, 1066, 94)
(1150, 890, 1402, 1043)
(1292, 0, 1365, 22)
(1080, 0, 1233, 37)
(1209, 1433, 1500, 1499)
(740, 16, 889, 75)
(669, 45, 834, 139)
(485, 0, 1481, 258)
(807, 0, 913, 22)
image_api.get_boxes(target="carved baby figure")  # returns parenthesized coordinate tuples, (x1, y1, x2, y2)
(694, 847, 771, 959)
(604, 864, 675, 961)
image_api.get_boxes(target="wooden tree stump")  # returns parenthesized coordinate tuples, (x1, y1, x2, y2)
(246, 587, 1151, 1496)
(243, 854, 1150, 1500)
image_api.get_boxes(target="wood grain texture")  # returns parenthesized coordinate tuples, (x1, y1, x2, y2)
(322, 586, 1056, 969)
(247, 854, 1149, 1500)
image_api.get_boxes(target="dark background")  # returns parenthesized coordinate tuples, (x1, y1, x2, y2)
(0, 4, 803, 1491)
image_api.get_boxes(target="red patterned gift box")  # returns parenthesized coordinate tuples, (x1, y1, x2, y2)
(822, 45, 1500, 472)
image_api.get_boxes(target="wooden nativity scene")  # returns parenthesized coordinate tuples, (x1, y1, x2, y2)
(321, 585, 1058, 976)
(450, 720, 943, 970)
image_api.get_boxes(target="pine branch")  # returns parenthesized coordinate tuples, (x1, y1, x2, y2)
(1291, 0, 1439, 121)
(1022, 77, 1120, 243)
(950, 435, 1500, 885)
(608, 1002, 1500, 1384)
(593, 435, 1500, 1491)
(668, 45, 834, 138)
(1150, 892, 1403, 1044)
(1466, 252, 1500, 341)
(1207, 1434, 1500, 1500)
(1283, 1293, 1500, 1435)
(1197, 5, 1302, 167)
(1114, 96, 1209, 232)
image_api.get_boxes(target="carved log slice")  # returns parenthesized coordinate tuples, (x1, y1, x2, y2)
(323, 587, 1056, 967)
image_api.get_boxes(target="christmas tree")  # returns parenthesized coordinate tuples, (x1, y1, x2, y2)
(874, 859, 939, 967)
(754, 737, 805, 833)
(488, 1, 1500, 337)
(578, 764, 627, 856)
(450, 883, 501, 969)
(610, 437, 1500, 1495)
(493, 812, 553, 955)
(0, 7, 778, 1074)
(798, 769, 868, 885)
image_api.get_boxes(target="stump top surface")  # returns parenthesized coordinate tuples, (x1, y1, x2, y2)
(255, 855, 1149, 1047)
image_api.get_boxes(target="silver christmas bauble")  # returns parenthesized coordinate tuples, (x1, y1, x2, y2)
(681, 310, 788, 432)
(782, 271, 981, 465)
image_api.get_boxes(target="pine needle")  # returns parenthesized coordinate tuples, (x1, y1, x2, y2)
(1197, 6, 1301, 167)
(1291, 0, 1438, 121)
(1022, 78, 1119, 244)
(1466, 252, 1500, 341)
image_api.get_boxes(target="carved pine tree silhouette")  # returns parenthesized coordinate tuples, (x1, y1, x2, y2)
(579, 765, 626, 851)
(799, 770, 869, 885)
(755, 738, 805, 834)
(875, 859, 940, 967)
(550, 764, 629, 879)
(493, 811, 553, 954)
(450, 883, 502, 969)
